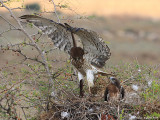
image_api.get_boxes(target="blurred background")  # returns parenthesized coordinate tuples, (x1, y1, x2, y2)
(1, 1, 160, 119)
(1, 0, 160, 65)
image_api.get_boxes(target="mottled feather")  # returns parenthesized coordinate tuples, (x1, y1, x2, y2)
(20, 15, 73, 54)
(72, 28, 111, 68)
(20, 15, 111, 68)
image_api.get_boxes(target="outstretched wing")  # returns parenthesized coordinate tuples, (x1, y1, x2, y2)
(73, 28, 111, 68)
(20, 15, 111, 68)
(20, 15, 73, 54)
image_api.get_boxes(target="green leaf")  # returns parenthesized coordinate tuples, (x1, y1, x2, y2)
(28, 23, 33, 28)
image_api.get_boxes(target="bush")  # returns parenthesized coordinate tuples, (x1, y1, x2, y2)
(25, 3, 40, 11)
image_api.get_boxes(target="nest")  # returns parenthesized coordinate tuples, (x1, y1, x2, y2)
(39, 95, 160, 120)
(39, 76, 160, 120)
(39, 96, 133, 120)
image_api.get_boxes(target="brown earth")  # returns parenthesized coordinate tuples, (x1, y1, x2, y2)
(1, 0, 160, 19)
(0, 1, 160, 119)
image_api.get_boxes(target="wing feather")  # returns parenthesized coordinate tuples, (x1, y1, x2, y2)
(73, 28, 111, 68)
(20, 15, 111, 68)
(20, 15, 73, 54)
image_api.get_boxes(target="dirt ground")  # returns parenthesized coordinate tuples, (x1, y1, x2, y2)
(2, 0, 160, 19)
(1, 12, 160, 66)
(0, 1, 160, 119)
(1, 0, 160, 66)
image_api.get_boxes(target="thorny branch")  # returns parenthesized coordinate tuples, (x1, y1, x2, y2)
(0, 15, 16, 29)
(0, 1, 53, 84)
(51, 0, 61, 23)
(0, 1, 160, 119)
(0, 0, 79, 119)
(0, 1, 55, 111)
(0, 0, 59, 118)
(0, 77, 26, 94)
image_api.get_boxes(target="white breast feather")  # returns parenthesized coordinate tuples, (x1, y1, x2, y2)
(78, 72, 84, 81)
(86, 69, 94, 87)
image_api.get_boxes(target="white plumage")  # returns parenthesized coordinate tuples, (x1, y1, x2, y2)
(86, 69, 94, 89)
(20, 15, 111, 95)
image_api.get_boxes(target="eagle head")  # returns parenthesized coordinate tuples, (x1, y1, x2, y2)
(109, 77, 121, 89)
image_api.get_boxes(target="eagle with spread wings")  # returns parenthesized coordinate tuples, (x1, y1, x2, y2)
(20, 15, 111, 97)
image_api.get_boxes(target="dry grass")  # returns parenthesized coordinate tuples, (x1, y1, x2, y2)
(0, 1, 160, 119)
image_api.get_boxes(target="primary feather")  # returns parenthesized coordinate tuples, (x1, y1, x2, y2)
(72, 28, 111, 68)
(20, 15, 111, 68)
(20, 15, 73, 54)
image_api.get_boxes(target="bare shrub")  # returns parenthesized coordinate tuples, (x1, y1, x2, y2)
(0, 0, 160, 120)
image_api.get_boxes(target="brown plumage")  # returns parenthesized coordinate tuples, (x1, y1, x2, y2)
(104, 77, 125, 102)
(20, 15, 111, 68)
(70, 47, 84, 63)
(20, 15, 111, 97)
